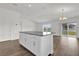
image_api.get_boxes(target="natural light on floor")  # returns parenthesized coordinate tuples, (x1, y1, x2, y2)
(61, 36, 78, 55)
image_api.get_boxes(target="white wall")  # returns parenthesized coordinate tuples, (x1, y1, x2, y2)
(35, 20, 61, 36)
(51, 20, 61, 36)
(21, 19, 36, 31)
(0, 8, 36, 42)
(0, 8, 20, 42)
(35, 23, 43, 31)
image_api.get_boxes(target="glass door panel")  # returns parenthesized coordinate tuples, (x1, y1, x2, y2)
(62, 23, 76, 37)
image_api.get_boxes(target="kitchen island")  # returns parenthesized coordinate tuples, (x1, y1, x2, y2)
(19, 31, 53, 56)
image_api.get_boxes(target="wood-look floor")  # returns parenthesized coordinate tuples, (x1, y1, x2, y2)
(53, 36, 79, 56)
(0, 36, 79, 56)
(0, 40, 34, 56)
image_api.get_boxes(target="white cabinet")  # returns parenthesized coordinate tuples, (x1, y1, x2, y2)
(31, 36, 40, 55)
(19, 32, 53, 56)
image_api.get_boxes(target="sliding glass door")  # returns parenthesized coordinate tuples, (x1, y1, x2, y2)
(62, 23, 77, 37)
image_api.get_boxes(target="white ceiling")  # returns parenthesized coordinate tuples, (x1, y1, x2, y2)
(0, 3, 79, 23)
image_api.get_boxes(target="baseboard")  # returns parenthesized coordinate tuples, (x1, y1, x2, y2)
(0, 38, 18, 42)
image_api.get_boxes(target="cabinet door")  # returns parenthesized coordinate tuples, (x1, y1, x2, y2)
(19, 33, 23, 44)
(40, 35, 52, 56)
(19, 33, 26, 45)
(31, 36, 40, 55)
(24, 34, 31, 49)
(20, 33, 30, 49)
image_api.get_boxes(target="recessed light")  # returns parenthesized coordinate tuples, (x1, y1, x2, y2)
(28, 4, 32, 7)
